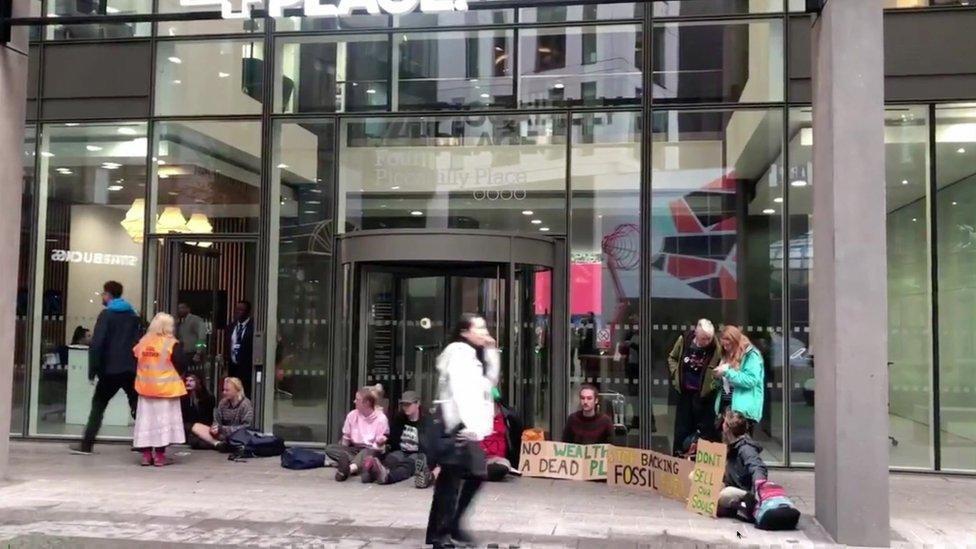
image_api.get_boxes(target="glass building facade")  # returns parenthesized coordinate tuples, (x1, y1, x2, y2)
(8, 0, 976, 473)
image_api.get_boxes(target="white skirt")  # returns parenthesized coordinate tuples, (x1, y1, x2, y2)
(133, 396, 186, 449)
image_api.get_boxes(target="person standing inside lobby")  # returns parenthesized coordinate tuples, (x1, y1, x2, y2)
(667, 318, 722, 455)
(226, 300, 254, 398)
(70, 281, 143, 455)
(176, 302, 207, 370)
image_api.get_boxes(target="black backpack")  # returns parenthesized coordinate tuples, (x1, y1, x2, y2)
(280, 447, 327, 470)
(227, 428, 286, 459)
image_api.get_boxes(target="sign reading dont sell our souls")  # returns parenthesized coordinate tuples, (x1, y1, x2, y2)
(519, 441, 728, 517)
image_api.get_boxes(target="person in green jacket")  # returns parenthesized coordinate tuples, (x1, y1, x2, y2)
(667, 319, 722, 455)
(714, 325, 765, 432)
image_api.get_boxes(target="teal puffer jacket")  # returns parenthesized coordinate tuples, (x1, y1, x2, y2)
(714, 346, 765, 422)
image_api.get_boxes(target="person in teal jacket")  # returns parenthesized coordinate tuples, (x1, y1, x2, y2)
(713, 325, 765, 428)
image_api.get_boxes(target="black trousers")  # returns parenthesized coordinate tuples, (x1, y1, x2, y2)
(82, 372, 138, 450)
(382, 451, 420, 485)
(425, 464, 483, 544)
(673, 390, 717, 454)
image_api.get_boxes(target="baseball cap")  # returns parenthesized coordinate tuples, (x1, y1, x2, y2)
(400, 390, 420, 404)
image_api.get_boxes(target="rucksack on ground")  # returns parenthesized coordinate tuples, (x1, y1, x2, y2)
(227, 428, 286, 459)
(753, 480, 801, 530)
(281, 447, 327, 470)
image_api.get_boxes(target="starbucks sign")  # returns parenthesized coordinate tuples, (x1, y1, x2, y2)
(181, 0, 469, 19)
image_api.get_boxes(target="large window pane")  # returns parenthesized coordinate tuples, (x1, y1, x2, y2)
(152, 121, 262, 234)
(653, 19, 784, 104)
(655, 0, 784, 16)
(570, 112, 641, 447)
(46, 0, 150, 40)
(519, 3, 641, 23)
(519, 25, 642, 108)
(157, 0, 264, 36)
(32, 122, 148, 437)
(396, 3, 513, 26)
(13, 126, 37, 435)
(650, 109, 785, 463)
(786, 108, 814, 463)
(276, 35, 390, 114)
(396, 30, 515, 111)
(935, 104, 976, 471)
(339, 115, 567, 234)
(155, 40, 265, 116)
(886, 106, 934, 468)
(271, 120, 336, 442)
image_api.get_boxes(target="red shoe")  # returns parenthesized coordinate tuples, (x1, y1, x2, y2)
(153, 451, 169, 467)
(140, 450, 153, 467)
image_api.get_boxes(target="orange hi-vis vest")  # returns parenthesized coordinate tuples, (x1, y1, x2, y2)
(134, 335, 188, 399)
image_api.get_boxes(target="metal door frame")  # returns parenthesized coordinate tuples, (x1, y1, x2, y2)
(330, 230, 567, 443)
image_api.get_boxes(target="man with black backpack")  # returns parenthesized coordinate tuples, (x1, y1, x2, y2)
(70, 281, 143, 455)
(668, 319, 722, 455)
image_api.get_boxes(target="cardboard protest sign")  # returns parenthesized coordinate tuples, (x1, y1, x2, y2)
(518, 441, 608, 481)
(606, 445, 692, 503)
(686, 440, 728, 517)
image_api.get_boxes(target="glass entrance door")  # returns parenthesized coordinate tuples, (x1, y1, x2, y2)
(358, 264, 504, 410)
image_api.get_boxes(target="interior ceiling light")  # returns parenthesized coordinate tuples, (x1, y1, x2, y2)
(531, 219, 543, 224)
(540, 227, 550, 232)
(410, 210, 424, 216)
(773, 197, 783, 203)
(117, 127, 138, 136)
(522, 210, 534, 215)
(86, 145, 103, 152)
(107, 185, 124, 192)
(157, 206, 189, 234)
(168, 56, 182, 64)
(120, 199, 145, 244)
(763, 208, 776, 215)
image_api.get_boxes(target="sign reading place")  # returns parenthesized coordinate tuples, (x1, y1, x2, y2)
(180, 0, 469, 19)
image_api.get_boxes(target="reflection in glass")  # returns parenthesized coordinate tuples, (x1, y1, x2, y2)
(157, 0, 264, 36)
(47, 0, 150, 40)
(396, 5, 513, 27)
(153, 121, 262, 234)
(32, 122, 148, 436)
(653, 20, 784, 104)
(13, 126, 37, 434)
(885, 106, 933, 468)
(271, 121, 336, 442)
(155, 40, 265, 116)
(935, 104, 976, 471)
(570, 112, 641, 447)
(655, 0, 784, 16)
(276, 35, 390, 113)
(519, 4, 640, 23)
(339, 115, 567, 234)
(396, 30, 515, 110)
(650, 109, 784, 462)
(520, 25, 642, 108)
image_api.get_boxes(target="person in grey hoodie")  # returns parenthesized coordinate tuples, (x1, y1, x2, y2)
(70, 281, 143, 455)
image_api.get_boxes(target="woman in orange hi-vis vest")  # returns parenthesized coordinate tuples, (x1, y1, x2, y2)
(133, 313, 188, 466)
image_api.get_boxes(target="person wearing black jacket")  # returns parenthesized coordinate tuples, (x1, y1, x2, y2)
(70, 281, 143, 455)
(718, 410, 768, 520)
(181, 374, 216, 449)
(226, 300, 254, 398)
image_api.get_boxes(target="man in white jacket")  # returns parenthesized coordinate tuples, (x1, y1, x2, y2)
(426, 313, 499, 549)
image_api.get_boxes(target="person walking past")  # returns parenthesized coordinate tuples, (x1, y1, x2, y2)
(714, 325, 765, 433)
(70, 281, 143, 455)
(132, 313, 188, 466)
(667, 319, 722, 454)
(425, 313, 500, 549)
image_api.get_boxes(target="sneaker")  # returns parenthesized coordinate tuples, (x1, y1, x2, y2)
(214, 441, 229, 453)
(69, 444, 93, 455)
(360, 456, 376, 484)
(414, 453, 433, 489)
(373, 459, 389, 484)
(334, 452, 351, 482)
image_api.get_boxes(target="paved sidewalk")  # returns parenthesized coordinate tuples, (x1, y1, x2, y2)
(0, 441, 972, 547)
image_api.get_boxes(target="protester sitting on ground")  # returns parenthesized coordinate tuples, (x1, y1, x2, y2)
(189, 377, 254, 451)
(562, 384, 614, 445)
(668, 318, 721, 455)
(132, 313, 188, 467)
(181, 374, 215, 449)
(326, 386, 390, 481)
(360, 390, 434, 487)
(713, 325, 765, 434)
(480, 388, 524, 481)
